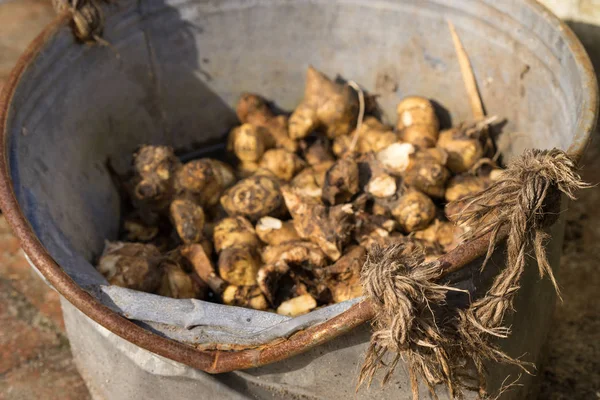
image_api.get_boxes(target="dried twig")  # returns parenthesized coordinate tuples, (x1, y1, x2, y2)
(448, 21, 485, 120)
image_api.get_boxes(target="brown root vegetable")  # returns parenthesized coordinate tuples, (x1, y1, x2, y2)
(228, 123, 271, 163)
(213, 216, 259, 253)
(403, 151, 450, 198)
(236, 93, 298, 152)
(261, 240, 329, 268)
(258, 148, 306, 181)
(321, 158, 360, 205)
(131, 145, 181, 212)
(326, 245, 366, 303)
(390, 190, 436, 232)
(97, 241, 163, 293)
(414, 220, 464, 253)
(220, 175, 283, 221)
(282, 188, 355, 260)
(175, 159, 235, 207)
(276, 294, 317, 316)
(379, 145, 449, 198)
(255, 217, 300, 246)
(353, 117, 398, 153)
(445, 174, 490, 202)
(290, 161, 334, 200)
(158, 260, 204, 299)
(180, 243, 227, 295)
(332, 135, 356, 158)
(236, 161, 260, 179)
(222, 285, 268, 310)
(354, 212, 397, 245)
(218, 247, 261, 286)
(122, 213, 159, 242)
(288, 66, 359, 140)
(302, 137, 335, 166)
(396, 96, 439, 148)
(437, 127, 484, 173)
(169, 198, 205, 244)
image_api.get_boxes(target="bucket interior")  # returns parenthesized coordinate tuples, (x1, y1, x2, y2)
(3, 0, 594, 345)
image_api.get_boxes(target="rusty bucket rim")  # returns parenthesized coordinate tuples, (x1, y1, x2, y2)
(0, 1, 597, 374)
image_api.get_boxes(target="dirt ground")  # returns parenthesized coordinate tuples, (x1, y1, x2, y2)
(0, 1, 598, 399)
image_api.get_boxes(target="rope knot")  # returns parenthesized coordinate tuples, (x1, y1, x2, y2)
(359, 148, 587, 399)
(53, 0, 109, 43)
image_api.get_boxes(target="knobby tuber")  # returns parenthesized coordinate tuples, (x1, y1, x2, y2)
(236, 93, 297, 152)
(101, 65, 507, 316)
(220, 175, 283, 221)
(289, 66, 359, 139)
(396, 96, 439, 147)
(175, 159, 235, 207)
(282, 187, 354, 260)
(97, 241, 163, 293)
(258, 148, 306, 181)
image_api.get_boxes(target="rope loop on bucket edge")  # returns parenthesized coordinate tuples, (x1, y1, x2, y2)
(359, 148, 588, 399)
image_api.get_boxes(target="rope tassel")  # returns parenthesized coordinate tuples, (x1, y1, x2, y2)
(359, 148, 588, 399)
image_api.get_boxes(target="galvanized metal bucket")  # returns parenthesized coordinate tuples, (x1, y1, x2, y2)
(0, 0, 596, 398)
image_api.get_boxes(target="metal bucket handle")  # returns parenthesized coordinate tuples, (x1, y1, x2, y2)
(0, 1, 597, 373)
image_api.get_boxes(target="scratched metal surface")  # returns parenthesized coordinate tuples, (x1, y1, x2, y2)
(3, 0, 596, 398)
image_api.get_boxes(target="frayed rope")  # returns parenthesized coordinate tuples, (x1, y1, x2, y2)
(359, 148, 588, 399)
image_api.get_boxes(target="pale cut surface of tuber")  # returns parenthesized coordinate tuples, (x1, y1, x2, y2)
(255, 217, 300, 246)
(258, 148, 306, 181)
(169, 198, 205, 244)
(236, 93, 298, 152)
(213, 216, 259, 252)
(220, 175, 283, 221)
(158, 260, 204, 299)
(288, 66, 359, 140)
(175, 159, 235, 207)
(363, 157, 397, 199)
(222, 285, 269, 310)
(97, 241, 163, 293)
(396, 96, 439, 148)
(218, 247, 261, 286)
(376, 143, 416, 175)
(282, 187, 355, 260)
(276, 294, 317, 317)
(321, 158, 360, 205)
(390, 190, 436, 232)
